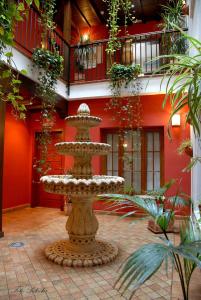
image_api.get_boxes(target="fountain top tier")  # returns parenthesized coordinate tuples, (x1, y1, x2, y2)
(66, 103, 101, 142)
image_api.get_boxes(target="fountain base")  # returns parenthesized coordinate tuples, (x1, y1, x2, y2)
(45, 239, 118, 267)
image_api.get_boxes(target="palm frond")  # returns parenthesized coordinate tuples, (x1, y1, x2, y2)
(116, 243, 173, 296)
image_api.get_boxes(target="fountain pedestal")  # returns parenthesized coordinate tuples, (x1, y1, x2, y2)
(41, 103, 124, 267)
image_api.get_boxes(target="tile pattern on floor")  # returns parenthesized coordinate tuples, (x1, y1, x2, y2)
(0, 207, 200, 300)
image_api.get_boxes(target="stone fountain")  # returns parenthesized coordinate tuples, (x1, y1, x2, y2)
(40, 103, 124, 267)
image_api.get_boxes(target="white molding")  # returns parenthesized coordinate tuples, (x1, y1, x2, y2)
(69, 76, 176, 100)
(1, 47, 68, 100)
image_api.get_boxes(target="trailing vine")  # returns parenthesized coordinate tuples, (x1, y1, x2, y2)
(106, 63, 142, 129)
(103, 0, 135, 54)
(0, 0, 39, 119)
(106, 63, 143, 190)
(32, 0, 64, 174)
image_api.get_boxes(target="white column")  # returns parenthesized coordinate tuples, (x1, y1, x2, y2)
(188, 0, 201, 216)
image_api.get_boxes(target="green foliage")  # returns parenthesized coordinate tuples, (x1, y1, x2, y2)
(32, 47, 63, 174)
(40, 0, 56, 31)
(99, 181, 201, 300)
(108, 63, 141, 94)
(32, 1, 63, 175)
(161, 0, 185, 30)
(106, 63, 142, 184)
(106, 63, 142, 132)
(158, 30, 201, 137)
(32, 48, 63, 86)
(178, 139, 192, 155)
(160, 0, 187, 55)
(103, 0, 135, 53)
(0, 0, 40, 119)
(33, 129, 52, 175)
(32, 47, 63, 109)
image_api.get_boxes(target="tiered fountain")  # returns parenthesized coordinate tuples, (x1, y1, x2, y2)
(41, 103, 124, 267)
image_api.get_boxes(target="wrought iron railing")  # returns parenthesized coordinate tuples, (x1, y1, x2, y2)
(70, 28, 188, 83)
(13, 4, 188, 87)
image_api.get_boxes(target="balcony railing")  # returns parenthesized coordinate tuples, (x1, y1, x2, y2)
(14, 5, 70, 86)
(70, 29, 188, 84)
(13, 5, 188, 88)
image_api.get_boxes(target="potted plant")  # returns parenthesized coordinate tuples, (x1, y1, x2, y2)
(107, 63, 141, 95)
(100, 189, 201, 300)
(159, 0, 187, 56)
(158, 30, 201, 137)
(178, 139, 193, 158)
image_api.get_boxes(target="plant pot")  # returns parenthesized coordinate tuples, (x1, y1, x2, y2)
(182, 4, 189, 16)
(184, 146, 193, 157)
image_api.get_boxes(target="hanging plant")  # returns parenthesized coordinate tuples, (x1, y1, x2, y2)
(32, 47, 63, 100)
(178, 139, 193, 157)
(107, 63, 141, 96)
(33, 129, 52, 175)
(0, 0, 40, 119)
(160, 0, 188, 55)
(106, 63, 142, 128)
(103, 0, 135, 54)
(106, 63, 143, 192)
(32, 0, 63, 174)
(32, 48, 63, 174)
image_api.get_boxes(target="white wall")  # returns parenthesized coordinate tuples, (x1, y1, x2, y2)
(188, 0, 201, 215)
(1, 47, 68, 100)
(69, 75, 177, 100)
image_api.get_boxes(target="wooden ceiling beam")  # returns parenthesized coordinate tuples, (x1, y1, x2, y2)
(72, 0, 91, 28)
(139, 0, 146, 23)
(88, 0, 105, 23)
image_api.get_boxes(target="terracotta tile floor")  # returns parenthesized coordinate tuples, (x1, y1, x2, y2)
(0, 207, 200, 300)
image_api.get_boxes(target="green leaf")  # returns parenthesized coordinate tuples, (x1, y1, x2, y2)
(17, 3, 25, 11)
(20, 69, 28, 75)
(156, 211, 174, 231)
(25, 0, 32, 5)
(34, 0, 40, 9)
(5, 52, 13, 57)
(2, 70, 11, 79)
(0, 26, 4, 36)
(12, 79, 21, 84)
(116, 243, 173, 295)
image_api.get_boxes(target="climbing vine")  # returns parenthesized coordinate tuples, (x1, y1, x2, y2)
(32, 0, 64, 174)
(0, 0, 39, 119)
(103, 0, 135, 53)
(106, 63, 143, 192)
(106, 63, 142, 128)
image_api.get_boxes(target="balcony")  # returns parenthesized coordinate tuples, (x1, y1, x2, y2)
(13, 6, 187, 90)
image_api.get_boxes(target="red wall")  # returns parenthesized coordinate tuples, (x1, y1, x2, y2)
(65, 96, 191, 215)
(3, 95, 191, 215)
(3, 107, 65, 210)
(71, 21, 160, 44)
(3, 106, 32, 209)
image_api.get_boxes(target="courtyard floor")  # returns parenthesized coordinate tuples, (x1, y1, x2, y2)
(0, 207, 200, 300)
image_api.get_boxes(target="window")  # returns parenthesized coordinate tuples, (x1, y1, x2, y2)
(102, 129, 163, 193)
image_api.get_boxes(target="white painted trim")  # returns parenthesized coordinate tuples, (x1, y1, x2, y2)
(69, 76, 176, 100)
(1, 46, 68, 100)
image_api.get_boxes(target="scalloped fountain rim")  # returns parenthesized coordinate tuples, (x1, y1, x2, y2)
(40, 175, 124, 185)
